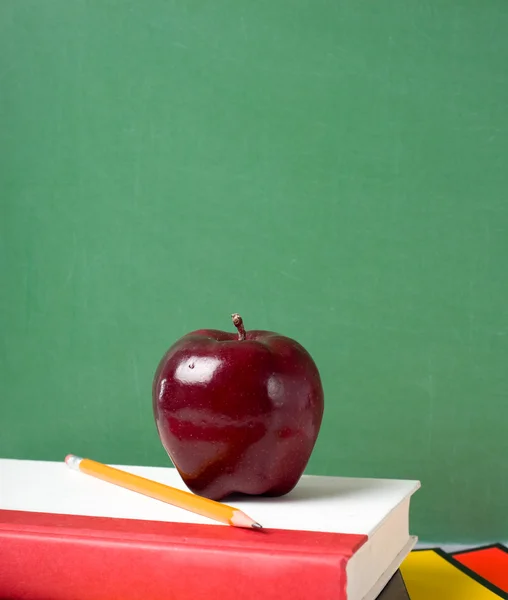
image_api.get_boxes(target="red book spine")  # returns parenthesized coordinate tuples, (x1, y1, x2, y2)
(0, 509, 366, 600)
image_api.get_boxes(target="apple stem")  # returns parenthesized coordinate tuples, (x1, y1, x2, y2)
(231, 313, 247, 341)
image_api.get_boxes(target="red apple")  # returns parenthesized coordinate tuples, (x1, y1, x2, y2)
(152, 314, 324, 500)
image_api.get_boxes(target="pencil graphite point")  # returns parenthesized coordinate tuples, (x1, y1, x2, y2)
(230, 509, 263, 529)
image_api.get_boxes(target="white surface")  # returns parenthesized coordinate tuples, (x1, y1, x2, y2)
(0, 459, 420, 536)
(417, 541, 508, 551)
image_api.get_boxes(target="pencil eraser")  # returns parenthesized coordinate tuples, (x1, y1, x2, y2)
(65, 455, 82, 470)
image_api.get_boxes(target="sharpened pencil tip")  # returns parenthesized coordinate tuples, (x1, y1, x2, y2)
(230, 510, 263, 529)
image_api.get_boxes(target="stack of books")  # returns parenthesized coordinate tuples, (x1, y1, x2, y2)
(0, 458, 420, 600)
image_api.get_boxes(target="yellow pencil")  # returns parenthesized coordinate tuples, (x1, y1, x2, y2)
(65, 455, 262, 530)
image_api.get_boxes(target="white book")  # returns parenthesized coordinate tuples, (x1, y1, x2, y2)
(0, 459, 420, 600)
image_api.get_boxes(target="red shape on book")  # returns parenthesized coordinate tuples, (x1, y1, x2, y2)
(0, 509, 367, 600)
(453, 545, 508, 593)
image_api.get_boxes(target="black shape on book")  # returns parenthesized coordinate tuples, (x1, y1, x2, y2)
(376, 570, 410, 600)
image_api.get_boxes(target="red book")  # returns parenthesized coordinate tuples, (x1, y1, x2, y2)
(0, 510, 366, 600)
(0, 459, 420, 600)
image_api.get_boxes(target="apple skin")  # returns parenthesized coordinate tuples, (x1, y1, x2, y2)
(152, 317, 324, 501)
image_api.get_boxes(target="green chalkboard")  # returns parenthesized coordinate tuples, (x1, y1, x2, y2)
(1, 0, 507, 543)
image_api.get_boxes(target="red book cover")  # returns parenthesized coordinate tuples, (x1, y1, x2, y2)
(0, 509, 367, 600)
(453, 545, 508, 594)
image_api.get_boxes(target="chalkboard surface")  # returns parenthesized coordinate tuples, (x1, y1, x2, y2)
(1, 0, 507, 543)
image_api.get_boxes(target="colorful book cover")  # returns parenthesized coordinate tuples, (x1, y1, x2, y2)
(400, 548, 508, 600)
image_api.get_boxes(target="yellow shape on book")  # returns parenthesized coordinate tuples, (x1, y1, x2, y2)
(401, 550, 503, 600)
